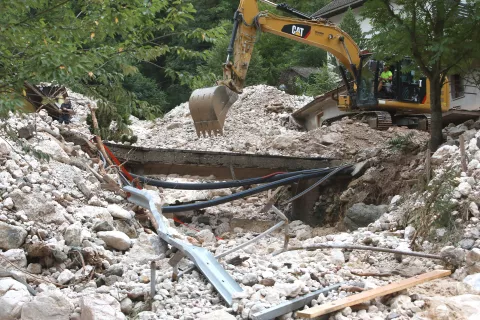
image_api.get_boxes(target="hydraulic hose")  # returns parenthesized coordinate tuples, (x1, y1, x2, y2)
(162, 164, 352, 213)
(131, 168, 334, 190)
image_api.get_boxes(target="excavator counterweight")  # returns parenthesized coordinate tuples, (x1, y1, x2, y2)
(189, 86, 238, 137)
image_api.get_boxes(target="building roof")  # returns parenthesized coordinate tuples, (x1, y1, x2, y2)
(312, 0, 366, 18)
(289, 67, 321, 79)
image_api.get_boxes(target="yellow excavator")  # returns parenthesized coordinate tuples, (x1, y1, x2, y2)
(189, 0, 450, 137)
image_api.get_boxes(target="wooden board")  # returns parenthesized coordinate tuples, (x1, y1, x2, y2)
(297, 269, 451, 318)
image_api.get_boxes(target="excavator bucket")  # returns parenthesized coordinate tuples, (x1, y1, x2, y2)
(189, 86, 238, 137)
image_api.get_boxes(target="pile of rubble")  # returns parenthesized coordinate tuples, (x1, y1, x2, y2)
(128, 85, 429, 160)
(0, 86, 479, 320)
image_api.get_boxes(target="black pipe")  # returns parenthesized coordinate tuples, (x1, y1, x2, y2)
(162, 164, 352, 213)
(226, 11, 241, 60)
(131, 168, 333, 190)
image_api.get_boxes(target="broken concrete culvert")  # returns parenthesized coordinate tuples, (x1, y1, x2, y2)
(0, 86, 479, 320)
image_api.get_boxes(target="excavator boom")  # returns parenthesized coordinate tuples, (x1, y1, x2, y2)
(189, 0, 360, 137)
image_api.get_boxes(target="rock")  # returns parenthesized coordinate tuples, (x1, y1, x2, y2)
(0, 249, 27, 268)
(320, 133, 342, 145)
(466, 248, 480, 274)
(120, 297, 133, 314)
(64, 223, 84, 246)
(125, 233, 166, 264)
(80, 293, 126, 320)
(448, 124, 467, 138)
(75, 206, 113, 224)
(458, 182, 472, 196)
(242, 273, 258, 286)
(196, 229, 216, 245)
(274, 281, 303, 298)
(105, 264, 124, 277)
(21, 290, 73, 320)
(330, 249, 345, 265)
(391, 195, 401, 205)
(58, 269, 75, 284)
(166, 122, 183, 130)
(9, 190, 67, 225)
(344, 203, 388, 230)
(0, 278, 32, 319)
(3, 198, 13, 210)
(18, 125, 35, 139)
(259, 278, 275, 286)
(0, 221, 28, 250)
(113, 219, 137, 239)
(440, 247, 466, 268)
(427, 295, 480, 320)
(34, 136, 70, 162)
(107, 204, 132, 220)
(97, 231, 131, 251)
(463, 273, 480, 292)
(92, 220, 114, 232)
(0, 139, 10, 156)
(404, 226, 415, 240)
(26, 263, 42, 274)
(198, 310, 235, 320)
(470, 202, 480, 218)
(390, 294, 414, 310)
(459, 238, 475, 250)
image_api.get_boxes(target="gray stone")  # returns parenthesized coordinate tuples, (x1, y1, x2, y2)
(80, 293, 126, 320)
(0, 278, 32, 319)
(0, 221, 27, 250)
(9, 190, 67, 225)
(113, 219, 137, 239)
(344, 203, 388, 230)
(64, 223, 83, 247)
(466, 248, 480, 274)
(0, 139, 10, 156)
(105, 264, 124, 277)
(97, 231, 131, 251)
(440, 247, 466, 268)
(18, 125, 35, 139)
(92, 220, 114, 232)
(33, 135, 70, 162)
(448, 124, 467, 138)
(21, 290, 73, 320)
(460, 238, 476, 250)
(75, 206, 113, 224)
(58, 269, 75, 284)
(242, 273, 258, 286)
(26, 263, 42, 274)
(120, 297, 133, 314)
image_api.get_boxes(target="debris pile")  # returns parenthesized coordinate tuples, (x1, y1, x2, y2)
(0, 86, 479, 320)
(129, 85, 429, 160)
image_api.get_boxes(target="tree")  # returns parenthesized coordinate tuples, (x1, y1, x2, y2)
(0, 0, 224, 139)
(362, 0, 480, 150)
(339, 7, 366, 49)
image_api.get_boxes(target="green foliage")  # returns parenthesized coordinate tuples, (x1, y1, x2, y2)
(387, 132, 415, 152)
(0, 0, 224, 139)
(339, 7, 367, 49)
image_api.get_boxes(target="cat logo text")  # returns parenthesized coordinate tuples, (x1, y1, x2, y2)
(281, 24, 311, 39)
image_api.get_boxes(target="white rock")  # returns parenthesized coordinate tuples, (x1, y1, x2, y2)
(404, 226, 416, 240)
(26, 263, 42, 274)
(469, 202, 480, 218)
(107, 204, 132, 220)
(0, 221, 28, 250)
(21, 290, 73, 320)
(198, 310, 236, 320)
(64, 223, 84, 246)
(390, 195, 401, 205)
(97, 231, 131, 251)
(0, 278, 32, 319)
(463, 273, 480, 292)
(2, 197, 13, 209)
(196, 229, 216, 245)
(0, 249, 27, 268)
(457, 182, 472, 196)
(58, 269, 75, 284)
(274, 281, 303, 298)
(80, 293, 126, 320)
(330, 249, 345, 265)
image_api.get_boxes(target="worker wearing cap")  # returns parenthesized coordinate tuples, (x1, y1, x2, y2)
(378, 65, 393, 93)
(59, 97, 74, 124)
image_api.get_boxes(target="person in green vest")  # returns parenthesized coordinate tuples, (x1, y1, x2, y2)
(378, 65, 393, 93)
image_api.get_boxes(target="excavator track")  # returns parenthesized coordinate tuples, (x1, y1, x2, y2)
(350, 111, 393, 130)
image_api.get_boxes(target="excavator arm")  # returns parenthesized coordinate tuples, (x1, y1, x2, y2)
(189, 0, 361, 137)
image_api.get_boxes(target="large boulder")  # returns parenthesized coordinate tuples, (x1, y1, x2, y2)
(466, 248, 480, 274)
(425, 294, 480, 320)
(80, 294, 126, 320)
(0, 278, 32, 319)
(124, 233, 166, 264)
(33, 134, 70, 163)
(21, 291, 73, 320)
(463, 273, 480, 292)
(0, 249, 27, 268)
(74, 206, 113, 224)
(97, 231, 131, 251)
(64, 223, 83, 247)
(344, 203, 388, 230)
(107, 205, 132, 220)
(0, 221, 27, 250)
(9, 191, 67, 225)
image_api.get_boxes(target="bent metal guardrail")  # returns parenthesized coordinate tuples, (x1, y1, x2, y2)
(124, 186, 243, 306)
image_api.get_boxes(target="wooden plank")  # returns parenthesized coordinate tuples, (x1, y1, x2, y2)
(297, 269, 451, 318)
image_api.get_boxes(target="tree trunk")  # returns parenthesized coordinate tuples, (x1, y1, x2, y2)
(429, 76, 444, 151)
